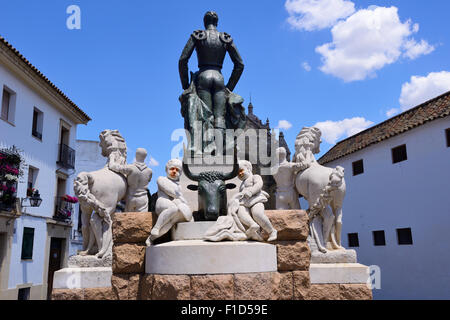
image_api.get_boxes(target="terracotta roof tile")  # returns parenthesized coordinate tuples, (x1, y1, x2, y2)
(319, 91, 450, 164)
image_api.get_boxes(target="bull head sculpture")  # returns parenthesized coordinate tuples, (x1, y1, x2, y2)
(183, 146, 239, 221)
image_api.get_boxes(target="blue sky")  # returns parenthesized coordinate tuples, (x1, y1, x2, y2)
(2, 0, 450, 191)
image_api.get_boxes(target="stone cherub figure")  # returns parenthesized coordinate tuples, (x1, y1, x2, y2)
(204, 160, 278, 242)
(179, 10, 246, 154)
(109, 148, 153, 212)
(233, 160, 277, 241)
(146, 159, 193, 246)
(273, 147, 302, 210)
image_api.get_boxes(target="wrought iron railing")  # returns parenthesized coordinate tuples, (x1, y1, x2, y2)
(57, 144, 75, 169)
(53, 197, 73, 222)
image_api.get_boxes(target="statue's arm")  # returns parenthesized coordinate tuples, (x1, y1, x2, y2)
(245, 175, 263, 197)
(157, 177, 178, 199)
(178, 36, 195, 90)
(226, 41, 244, 92)
(109, 163, 132, 176)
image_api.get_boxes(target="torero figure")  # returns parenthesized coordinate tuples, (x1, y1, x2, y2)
(109, 148, 152, 212)
(146, 159, 193, 246)
(230, 160, 277, 241)
(273, 147, 302, 210)
(179, 11, 246, 154)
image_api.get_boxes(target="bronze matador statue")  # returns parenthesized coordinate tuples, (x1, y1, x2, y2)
(179, 11, 247, 155)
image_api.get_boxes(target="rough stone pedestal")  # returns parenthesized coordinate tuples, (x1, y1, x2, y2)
(308, 236, 357, 263)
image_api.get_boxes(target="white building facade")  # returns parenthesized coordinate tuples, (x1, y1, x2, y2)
(319, 92, 450, 299)
(0, 36, 90, 299)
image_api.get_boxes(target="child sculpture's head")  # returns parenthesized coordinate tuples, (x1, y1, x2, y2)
(238, 160, 252, 181)
(165, 159, 182, 181)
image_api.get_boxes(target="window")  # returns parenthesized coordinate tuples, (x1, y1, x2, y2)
(392, 144, 407, 164)
(21, 227, 35, 260)
(372, 230, 386, 246)
(446, 128, 450, 148)
(348, 233, 359, 247)
(18, 287, 30, 300)
(1, 86, 16, 124)
(27, 167, 38, 196)
(352, 159, 364, 176)
(397, 228, 413, 245)
(32, 108, 43, 140)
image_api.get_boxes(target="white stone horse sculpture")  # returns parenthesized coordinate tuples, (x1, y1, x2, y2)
(74, 130, 127, 258)
(294, 127, 346, 253)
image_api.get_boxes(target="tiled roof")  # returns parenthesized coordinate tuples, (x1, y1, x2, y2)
(319, 90, 450, 165)
(0, 35, 91, 123)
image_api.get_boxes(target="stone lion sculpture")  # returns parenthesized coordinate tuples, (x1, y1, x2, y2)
(74, 130, 128, 258)
(294, 127, 346, 253)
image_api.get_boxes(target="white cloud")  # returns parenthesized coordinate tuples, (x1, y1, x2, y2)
(403, 39, 435, 60)
(285, 0, 355, 31)
(315, 6, 434, 82)
(313, 117, 374, 144)
(302, 61, 311, 71)
(399, 71, 450, 110)
(277, 120, 293, 130)
(386, 108, 400, 118)
(148, 157, 159, 167)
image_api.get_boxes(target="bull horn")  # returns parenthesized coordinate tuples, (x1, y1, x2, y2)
(222, 143, 239, 181)
(182, 144, 200, 182)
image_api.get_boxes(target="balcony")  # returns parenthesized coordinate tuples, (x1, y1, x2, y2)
(53, 196, 73, 223)
(57, 144, 75, 169)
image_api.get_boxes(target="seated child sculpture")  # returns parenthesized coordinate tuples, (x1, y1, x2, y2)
(232, 160, 277, 241)
(146, 159, 192, 246)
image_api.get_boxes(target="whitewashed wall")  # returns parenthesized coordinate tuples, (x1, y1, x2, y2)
(325, 117, 450, 299)
(1, 62, 78, 290)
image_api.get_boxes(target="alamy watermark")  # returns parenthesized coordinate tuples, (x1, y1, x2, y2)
(367, 265, 381, 290)
(66, 5, 81, 30)
(170, 126, 282, 176)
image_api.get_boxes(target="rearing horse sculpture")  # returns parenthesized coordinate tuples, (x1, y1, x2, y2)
(74, 130, 128, 258)
(294, 127, 346, 253)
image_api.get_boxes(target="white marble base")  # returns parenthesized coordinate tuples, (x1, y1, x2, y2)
(171, 221, 216, 240)
(53, 267, 112, 289)
(146, 240, 277, 275)
(309, 263, 369, 284)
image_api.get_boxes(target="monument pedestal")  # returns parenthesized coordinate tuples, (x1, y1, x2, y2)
(51, 254, 114, 300)
(53, 267, 112, 289)
(52, 211, 373, 300)
(146, 240, 277, 275)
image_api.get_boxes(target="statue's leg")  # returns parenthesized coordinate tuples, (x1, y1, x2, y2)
(150, 204, 178, 238)
(251, 203, 277, 241)
(321, 207, 334, 249)
(79, 205, 92, 253)
(90, 213, 104, 255)
(96, 208, 114, 259)
(289, 190, 301, 210)
(237, 206, 263, 241)
(331, 205, 343, 249)
(212, 75, 227, 153)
